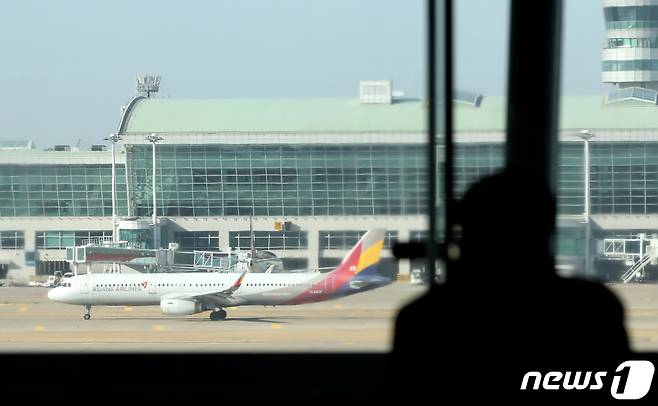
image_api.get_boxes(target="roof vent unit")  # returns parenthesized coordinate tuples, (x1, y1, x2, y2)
(90, 144, 107, 152)
(54, 145, 71, 152)
(0, 140, 35, 150)
(454, 90, 483, 107)
(360, 80, 392, 104)
(606, 87, 658, 105)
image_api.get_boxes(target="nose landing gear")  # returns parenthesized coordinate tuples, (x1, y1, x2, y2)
(209, 308, 227, 321)
(83, 305, 91, 320)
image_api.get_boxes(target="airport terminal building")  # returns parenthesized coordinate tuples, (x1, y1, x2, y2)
(3, 87, 658, 282)
(0, 90, 429, 281)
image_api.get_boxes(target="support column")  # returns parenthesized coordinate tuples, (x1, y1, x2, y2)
(219, 228, 230, 252)
(12, 229, 37, 282)
(307, 227, 319, 271)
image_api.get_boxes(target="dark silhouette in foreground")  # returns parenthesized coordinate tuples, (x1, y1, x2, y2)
(388, 168, 629, 396)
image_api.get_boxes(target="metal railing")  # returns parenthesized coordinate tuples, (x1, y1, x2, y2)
(603, 234, 658, 283)
(81, 236, 114, 246)
(621, 254, 652, 283)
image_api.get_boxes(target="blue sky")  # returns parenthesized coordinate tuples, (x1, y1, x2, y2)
(0, 0, 607, 146)
(456, 0, 610, 96)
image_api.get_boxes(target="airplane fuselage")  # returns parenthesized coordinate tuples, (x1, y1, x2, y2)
(47, 229, 390, 319)
(48, 271, 378, 307)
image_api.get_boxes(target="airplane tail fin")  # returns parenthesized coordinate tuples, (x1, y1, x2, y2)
(284, 229, 387, 304)
(333, 228, 386, 277)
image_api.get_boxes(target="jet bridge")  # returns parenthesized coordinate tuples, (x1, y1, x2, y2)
(602, 234, 658, 283)
(65, 241, 244, 275)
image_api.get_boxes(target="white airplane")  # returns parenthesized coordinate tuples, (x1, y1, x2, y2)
(48, 229, 390, 320)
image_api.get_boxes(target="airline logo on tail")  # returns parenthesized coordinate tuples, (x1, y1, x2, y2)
(336, 229, 385, 277)
(353, 236, 384, 276)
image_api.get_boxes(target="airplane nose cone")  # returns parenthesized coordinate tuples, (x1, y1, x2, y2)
(47, 287, 59, 301)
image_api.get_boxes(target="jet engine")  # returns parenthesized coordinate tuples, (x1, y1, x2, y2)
(160, 298, 205, 315)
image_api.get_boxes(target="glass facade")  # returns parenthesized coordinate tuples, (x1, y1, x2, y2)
(319, 230, 398, 250)
(607, 37, 658, 49)
(0, 164, 127, 217)
(119, 229, 153, 249)
(127, 144, 427, 217)
(174, 231, 220, 251)
(450, 142, 658, 216)
(453, 144, 505, 199)
(604, 6, 658, 21)
(0, 141, 655, 221)
(603, 60, 658, 72)
(36, 230, 113, 249)
(229, 231, 308, 251)
(605, 20, 658, 29)
(604, 6, 658, 29)
(558, 143, 584, 215)
(0, 231, 24, 249)
(590, 143, 658, 215)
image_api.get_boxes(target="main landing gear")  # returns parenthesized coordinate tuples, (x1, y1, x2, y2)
(83, 305, 91, 320)
(209, 308, 227, 321)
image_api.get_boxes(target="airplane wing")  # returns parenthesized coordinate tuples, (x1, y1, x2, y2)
(169, 269, 247, 308)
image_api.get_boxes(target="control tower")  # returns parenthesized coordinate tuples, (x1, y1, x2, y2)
(603, 0, 658, 91)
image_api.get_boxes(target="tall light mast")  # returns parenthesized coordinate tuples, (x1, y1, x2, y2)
(104, 133, 122, 243)
(577, 130, 595, 278)
(145, 133, 164, 248)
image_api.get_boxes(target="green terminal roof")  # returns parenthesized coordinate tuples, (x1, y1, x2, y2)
(120, 96, 658, 134)
(455, 96, 658, 132)
(122, 98, 428, 133)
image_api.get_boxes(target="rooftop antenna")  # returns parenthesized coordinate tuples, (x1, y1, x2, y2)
(136, 75, 161, 98)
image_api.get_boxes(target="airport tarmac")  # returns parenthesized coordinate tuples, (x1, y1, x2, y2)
(0, 283, 426, 353)
(1, 282, 658, 353)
